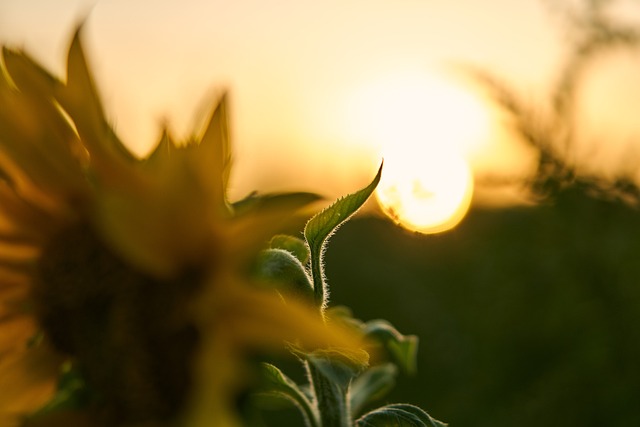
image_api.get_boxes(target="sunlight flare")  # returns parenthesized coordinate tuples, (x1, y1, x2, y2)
(347, 71, 488, 233)
(376, 151, 473, 233)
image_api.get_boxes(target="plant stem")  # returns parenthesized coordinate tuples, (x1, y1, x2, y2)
(292, 390, 321, 427)
(309, 242, 327, 310)
(307, 362, 352, 427)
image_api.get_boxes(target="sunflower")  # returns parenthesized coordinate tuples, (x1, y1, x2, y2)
(0, 28, 354, 427)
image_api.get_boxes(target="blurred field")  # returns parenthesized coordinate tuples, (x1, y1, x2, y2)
(323, 187, 640, 427)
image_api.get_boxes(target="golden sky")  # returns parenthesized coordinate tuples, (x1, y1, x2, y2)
(1, 0, 639, 211)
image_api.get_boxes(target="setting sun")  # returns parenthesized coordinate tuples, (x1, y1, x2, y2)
(377, 151, 474, 234)
(347, 71, 489, 233)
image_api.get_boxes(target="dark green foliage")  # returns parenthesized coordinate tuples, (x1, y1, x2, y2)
(326, 188, 640, 427)
(254, 165, 445, 427)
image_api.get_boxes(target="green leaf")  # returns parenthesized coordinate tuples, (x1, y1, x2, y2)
(391, 405, 447, 427)
(356, 404, 447, 427)
(29, 362, 94, 419)
(304, 163, 382, 308)
(232, 192, 321, 217)
(364, 320, 419, 375)
(350, 364, 398, 417)
(254, 248, 314, 303)
(269, 234, 310, 264)
(258, 363, 319, 427)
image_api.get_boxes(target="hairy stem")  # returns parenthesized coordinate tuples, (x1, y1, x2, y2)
(309, 246, 327, 311)
(307, 362, 352, 427)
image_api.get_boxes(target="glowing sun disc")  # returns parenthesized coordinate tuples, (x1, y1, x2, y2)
(376, 153, 473, 234)
(345, 70, 487, 234)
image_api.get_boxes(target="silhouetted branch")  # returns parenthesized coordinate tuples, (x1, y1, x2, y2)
(470, 0, 640, 206)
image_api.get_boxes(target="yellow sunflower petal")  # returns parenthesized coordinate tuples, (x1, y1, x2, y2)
(91, 183, 214, 279)
(3, 49, 88, 198)
(2, 46, 57, 98)
(91, 138, 219, 278)
(144, 127, 177, 166)
(0, 270, 62, 419)
(0, 340, 60, 416)
(181, 336, 243, 427)
(187, 277, 361, 427)
(190, 93, 232, 211)
(0, 181, 62, 242)
(91, 117, 231, 279)
(55, 27, 140, 190)
(0, 51, 89, 207)
(0, 245, 37, 313)
(193, 275, 362, 374)
(0, 151, 54, 220)
(0, 415, 20, 427)
(0, 315, 35, 356)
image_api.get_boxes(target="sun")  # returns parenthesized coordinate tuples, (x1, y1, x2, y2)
(347, 70, 488, 233)
(376, 151, 473, 233)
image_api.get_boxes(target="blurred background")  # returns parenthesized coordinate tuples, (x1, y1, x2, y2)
(2, 0, 640, 425)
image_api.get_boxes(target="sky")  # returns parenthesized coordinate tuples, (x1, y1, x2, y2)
(1, 0, 639, 207)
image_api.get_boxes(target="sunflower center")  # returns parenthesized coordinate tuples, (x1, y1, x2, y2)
(34, 221, 205, 423)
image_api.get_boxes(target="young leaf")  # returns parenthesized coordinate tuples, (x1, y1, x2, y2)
(254, 248, 315, 303)
(270, 234, 310, 265)
(364, 319, 419, 375)
(257, 363, 319, 427)
(304, 163, 382, 308)
(350, 363, 398, 417)
(356, 403, 447, 427)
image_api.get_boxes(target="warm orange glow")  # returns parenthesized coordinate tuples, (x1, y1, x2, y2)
(0, 1, 560, 205)
(347, 71, 488, 233)
(377, 151, 473, 234)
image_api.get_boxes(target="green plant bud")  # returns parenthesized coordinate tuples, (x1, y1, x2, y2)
(255, 248, 315, 303)
(269, 234, 310, 265)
